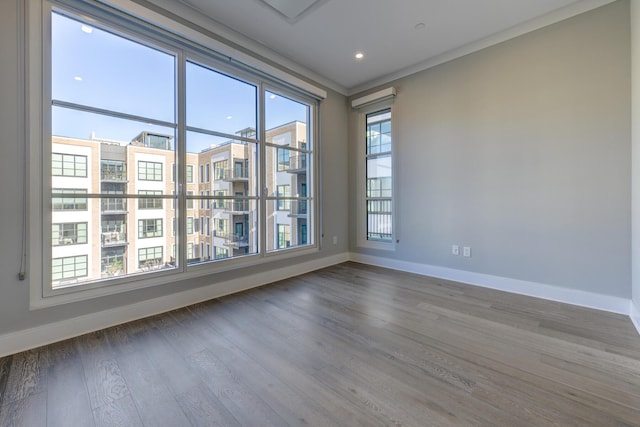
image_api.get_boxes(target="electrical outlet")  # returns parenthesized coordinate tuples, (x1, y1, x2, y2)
(333, 236, 338, 245)
(452, 245, 460, 255)
(463, 246, 471, 257)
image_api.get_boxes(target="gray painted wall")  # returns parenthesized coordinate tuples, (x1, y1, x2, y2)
(632, 0, 640, 312)
(0, 0, 349, 336)
(350, 1, 631, 298)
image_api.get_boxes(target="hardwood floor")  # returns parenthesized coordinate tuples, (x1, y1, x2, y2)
(1, 262, 640, 426)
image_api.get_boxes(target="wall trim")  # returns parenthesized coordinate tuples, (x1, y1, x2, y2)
(632, 301, 640, 336)
(349, 253, 631, 316)
(0, 252, 349, 358)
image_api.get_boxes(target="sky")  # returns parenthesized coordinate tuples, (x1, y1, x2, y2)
(51, 12, 308, 154)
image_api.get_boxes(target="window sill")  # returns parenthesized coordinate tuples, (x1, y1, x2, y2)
(30, 244, 319, 310)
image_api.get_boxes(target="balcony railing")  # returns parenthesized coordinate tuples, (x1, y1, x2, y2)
(222, 167, 249, 181)
(101, 199, 127, 213)
(100, 170, 127, 181)
(212, 230, 249, 247)
(289, 200, 308, 216)
(225, 233, 249, 248)
(101, 231, 128, 247)
(223, 200, 250, 213)
(286, 155, 307, 173)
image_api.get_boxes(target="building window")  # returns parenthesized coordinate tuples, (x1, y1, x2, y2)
(138, 219, 163, 238)
(138, 161, 163, 181)
(213, 160, 227, 180)
(186, 164, 194, 183)
(366, 109, 393, 242)
(52, 153, 87, 177)
(52, 255, 88, 281)
(215, 190, 226, 209)
(277, 224, 290, 249)
(276, 185, 290, 211)
(101, 248, 125, 277)
(52, 222, 88, 246)
(217, 219, 228, 235)
(187, 191, 194, 210)
(52, 189, 87, 211)
(277, 148, 290, 171)
(138, 247, 163, 269)
(101, 160, 126, 181)
(205, 163, 210, 182)
(138, 190, 163, 209)
(215, 247, 228, 260)
(187, 242, 194, 260)
(187, 217, 194, 235)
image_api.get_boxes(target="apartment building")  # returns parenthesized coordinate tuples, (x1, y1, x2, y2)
(51, 122, 307, 288)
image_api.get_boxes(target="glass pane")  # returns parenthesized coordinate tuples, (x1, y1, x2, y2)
(266, 146, 308, 197)
(188, 132, 258, 197)
(366, 109, 391, 154)
(366, 155, 392, 198)
(52, 108, 176, 198)
(186, 61, 257, 136)
(266, 200, 312, 252)
(367, 199, 392, 242)
(52, 12, 175, 122)
(265, 91, 309, 149)
(52, 198, 178, 289)
(207, 199, 258, 263)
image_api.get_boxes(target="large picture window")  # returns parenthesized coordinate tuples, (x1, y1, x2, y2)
(34, 0, 319, 303)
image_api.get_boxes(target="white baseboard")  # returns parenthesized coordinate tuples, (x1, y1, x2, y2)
(632, 301, 640, 337)
(349, 253, 631, 315)
(0, 252, 349, 358)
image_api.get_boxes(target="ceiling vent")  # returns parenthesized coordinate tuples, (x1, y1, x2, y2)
(259, 0, 329, 23)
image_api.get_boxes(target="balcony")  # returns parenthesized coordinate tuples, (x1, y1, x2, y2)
(223, 200, 250, 214)
(224, 233, 249, 248)
(212, 230, 249, 248)
(101, 199, 127, 214)
(100, 170, 127, 182)
(221, 167, 249, 181)
(288, 200, 308, 217)
(101, 231, 128, 247)
(285, 155, 307, 174)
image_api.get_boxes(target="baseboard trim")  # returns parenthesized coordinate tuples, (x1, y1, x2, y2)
(349, 253, 631, 315)
(0, 252, 349, 358)
(631, 302, 640, 337)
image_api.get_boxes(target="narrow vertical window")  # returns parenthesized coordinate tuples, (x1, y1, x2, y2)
(366, 109, 393, 242)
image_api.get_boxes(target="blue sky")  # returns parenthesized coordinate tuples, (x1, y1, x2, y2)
(52, 12, 307, 154)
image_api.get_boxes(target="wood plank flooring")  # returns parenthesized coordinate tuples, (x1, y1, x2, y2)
(1, 261, 640, 426)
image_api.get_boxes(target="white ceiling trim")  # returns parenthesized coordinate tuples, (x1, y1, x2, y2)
(348, 0, 618, 95)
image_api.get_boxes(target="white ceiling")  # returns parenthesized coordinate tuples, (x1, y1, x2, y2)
(174, 0, 614, 94)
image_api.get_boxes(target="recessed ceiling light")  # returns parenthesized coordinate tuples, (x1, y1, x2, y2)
(269, 94, 276, 99)
(227, 115, 233, 120)
(414, 22, 426, 30)
(81, 25, 93, 34)
(73, 76, 83, 81)
(355, 52, 364, 60)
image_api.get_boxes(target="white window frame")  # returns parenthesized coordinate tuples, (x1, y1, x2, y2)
(353, 88, 397, 250)
(26, 0, 323, 309)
